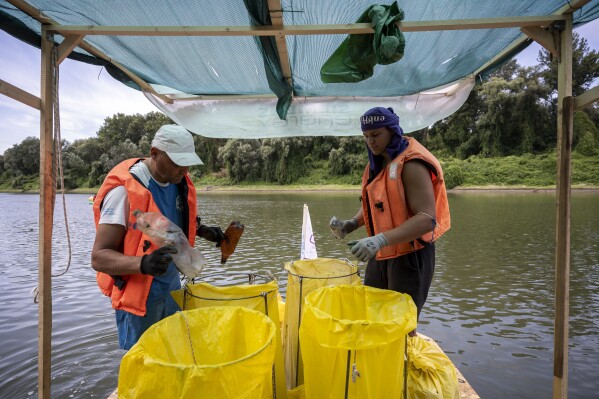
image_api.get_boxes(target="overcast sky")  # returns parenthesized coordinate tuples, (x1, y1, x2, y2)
(1, 21, 598, 155)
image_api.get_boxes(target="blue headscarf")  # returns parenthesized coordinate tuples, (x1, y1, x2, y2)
(360, 107, 408, 178)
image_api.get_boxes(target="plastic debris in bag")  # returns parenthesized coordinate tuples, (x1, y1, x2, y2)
(133, 210, 207, 278)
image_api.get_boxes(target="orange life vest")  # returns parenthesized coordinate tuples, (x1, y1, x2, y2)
(361, 137, 450, 260)
(92, 158, 197, 316)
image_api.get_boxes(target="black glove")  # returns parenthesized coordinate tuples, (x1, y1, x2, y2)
(196, 216, 225, 247)
(140, 246, 178, 276)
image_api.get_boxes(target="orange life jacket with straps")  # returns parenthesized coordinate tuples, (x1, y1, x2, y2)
(92, 158, 197, 316)
(361, 137, 450, 260)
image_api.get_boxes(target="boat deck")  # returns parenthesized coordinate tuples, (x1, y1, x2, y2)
(107, 334, 479, 398)
(418, 334, 480, 399)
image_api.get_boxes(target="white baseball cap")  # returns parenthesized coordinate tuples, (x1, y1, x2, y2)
(151, 125, 203, 166)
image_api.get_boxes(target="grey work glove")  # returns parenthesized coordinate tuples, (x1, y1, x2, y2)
(351, 233, 388, 262)
(329, 216, 359, 239)
(140, 246, 178, 276)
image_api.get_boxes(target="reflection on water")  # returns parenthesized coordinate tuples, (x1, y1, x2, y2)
(0, 191, 597, 398)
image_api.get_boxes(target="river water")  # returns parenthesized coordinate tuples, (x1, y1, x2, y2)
(0, 191, 597, 398)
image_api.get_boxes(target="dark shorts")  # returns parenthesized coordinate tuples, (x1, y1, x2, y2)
(364, 243, 435, 318)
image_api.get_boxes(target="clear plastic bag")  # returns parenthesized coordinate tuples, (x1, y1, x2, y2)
(133, 210, 207, 278)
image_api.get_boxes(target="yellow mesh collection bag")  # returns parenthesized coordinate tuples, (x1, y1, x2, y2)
(118, 307, 276, 399)
(283, 258, 361, 389)
(407, 335, 460, 399)
(299, 285, 417, 399)
(171, 281, 287, 399)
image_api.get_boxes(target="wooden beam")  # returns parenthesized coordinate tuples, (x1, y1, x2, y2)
(7, 0, 172, 104)
(473, 0, 588, 78)
(47, 15, 566, 37)
(400, 15, 565, 32)
(38, 27, 54, 399)
(267, 0, 293, 87)
(574, 85, 599, 110)
(66, 40, 173, 103)
(55, 34, 85, 65)
(563, 0, 593, 12)
(6, 0, 52, 23)
(520, 26, 560, 60)
(0, 79, 41, 110)
(109, 58, 173, 104)
(473, 36, 529, 76)
(553, 13, 572, 399)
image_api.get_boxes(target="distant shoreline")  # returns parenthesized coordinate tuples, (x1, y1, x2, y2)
(195, 186, 599, 194)
(2, 185, 598, 195)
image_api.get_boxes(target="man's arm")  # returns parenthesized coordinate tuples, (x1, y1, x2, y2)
(351, 207, 365, 227)
(382, 161, 436, 246)
(91, 224, 143, 275)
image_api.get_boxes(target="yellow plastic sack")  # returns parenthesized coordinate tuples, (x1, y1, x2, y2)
(118, 306, 276, 399)
(171, 281, 287, 399)
(299, 285, 417, 399)
(278, 292, 286, 330)
(283, 258, 361, 389)
(407, 335, 460, 399)
(287, 385, 305, 399)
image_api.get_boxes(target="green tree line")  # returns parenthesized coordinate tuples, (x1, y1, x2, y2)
(1, 34, 598, 190)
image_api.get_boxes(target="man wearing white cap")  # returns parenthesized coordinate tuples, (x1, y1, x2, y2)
(91, 124, 224, 350)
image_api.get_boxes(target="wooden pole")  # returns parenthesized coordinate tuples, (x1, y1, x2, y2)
(38, 26, 54, 399)
(553, 14, 573, 399)
(267, 0, 293, 88)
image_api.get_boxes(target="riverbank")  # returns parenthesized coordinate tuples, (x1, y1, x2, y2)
(3, 152, 598, 194)
(195, 184, 599, 193)
(3, 184, 599, 195)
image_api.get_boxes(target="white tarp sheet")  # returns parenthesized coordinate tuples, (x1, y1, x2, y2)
(145, 77, 475, 138)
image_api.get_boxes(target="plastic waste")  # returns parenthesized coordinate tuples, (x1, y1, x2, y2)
(132, 210, 207, 279)
(220, 221, 244, 264)
(328, 216, 346, 239)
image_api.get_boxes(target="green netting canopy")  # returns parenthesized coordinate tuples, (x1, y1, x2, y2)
(1, 0, 598, 137)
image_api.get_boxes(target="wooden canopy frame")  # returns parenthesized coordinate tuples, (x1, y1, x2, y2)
(1, 0, 598, 398)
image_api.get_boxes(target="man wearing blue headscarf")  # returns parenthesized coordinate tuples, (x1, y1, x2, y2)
(329, 107, 451, 324)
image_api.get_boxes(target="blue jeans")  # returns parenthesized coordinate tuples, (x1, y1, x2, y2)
(115, 264, 181, 350)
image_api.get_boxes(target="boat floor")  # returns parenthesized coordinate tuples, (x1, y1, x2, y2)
(107, 333, 479, 398)
(418, 333, 480, 399)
